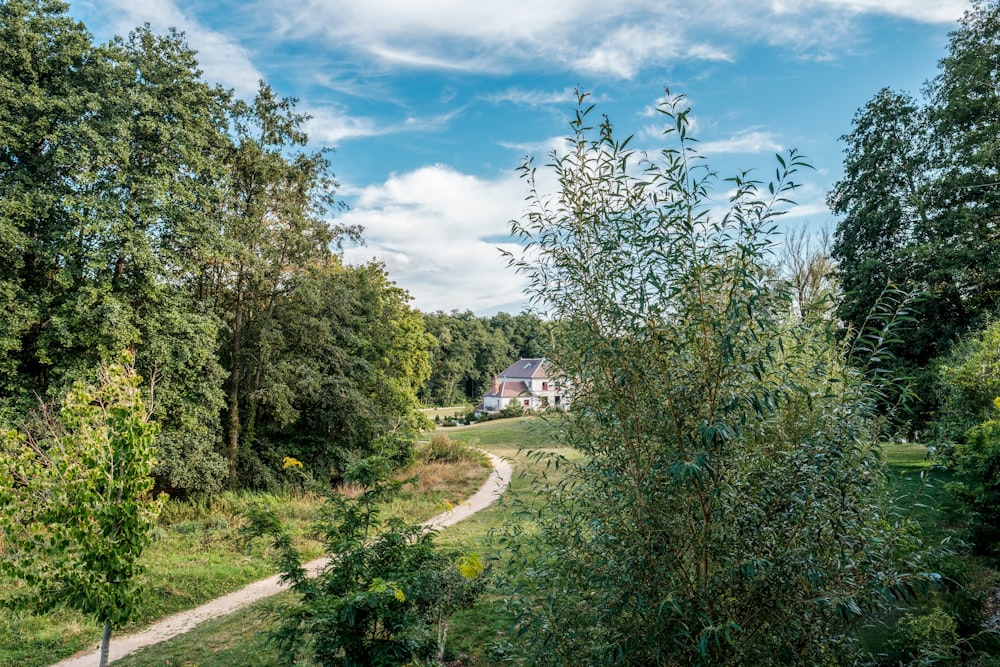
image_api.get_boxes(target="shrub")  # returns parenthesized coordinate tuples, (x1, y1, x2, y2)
(242, 455, 484, 666)
(946, 401, 1000, 554)
(500, 89, 937, 665)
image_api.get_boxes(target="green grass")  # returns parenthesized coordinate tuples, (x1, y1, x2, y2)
(420, 405, 473, 421)
(0, 455, 492, 667)
(75, 418, 568, 667)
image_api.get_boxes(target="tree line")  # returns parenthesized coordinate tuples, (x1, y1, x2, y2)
(0, 0, 448, 495)
(830, 0, 1000, 436)
(0, 0, 549, 497)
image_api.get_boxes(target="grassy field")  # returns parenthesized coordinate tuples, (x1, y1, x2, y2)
(420, 405, 473, 421)
(0, 450, 492, 667)
(7, 421, 981, 667)
(106, 417, 568, 667)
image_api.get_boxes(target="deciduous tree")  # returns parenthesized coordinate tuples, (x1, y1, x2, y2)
(0, 356, 164, 667)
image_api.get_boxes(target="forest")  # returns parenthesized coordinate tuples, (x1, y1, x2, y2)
(5, 0, 1000, 665)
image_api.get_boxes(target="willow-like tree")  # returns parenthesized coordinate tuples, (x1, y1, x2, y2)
(502, 91, 935, 665)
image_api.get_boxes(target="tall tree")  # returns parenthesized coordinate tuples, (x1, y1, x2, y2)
(0, 0, 101, 410)
(830, 2, 1000, 426)
(208, 84, 354, 487)
(0, 2, 230, 493)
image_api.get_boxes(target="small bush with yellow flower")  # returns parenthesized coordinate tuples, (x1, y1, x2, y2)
(242, 454, 485, 666)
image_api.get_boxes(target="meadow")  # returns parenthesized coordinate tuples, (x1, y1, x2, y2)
(13, 417, 966, 667)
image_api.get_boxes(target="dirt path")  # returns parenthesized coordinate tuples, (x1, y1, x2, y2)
(52, 453, 512, 667)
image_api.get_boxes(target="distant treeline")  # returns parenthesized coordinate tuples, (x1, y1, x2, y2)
(419, 311, 550, 407)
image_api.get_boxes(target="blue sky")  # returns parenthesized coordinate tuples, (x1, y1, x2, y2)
(71, 0, 970, 314)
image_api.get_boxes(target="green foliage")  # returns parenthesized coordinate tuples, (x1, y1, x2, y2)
(946, 404, 1000, 554)
(501, 89, 936, 665)
(886, 607, 961, 666)
(242, 456, 483, 666)
(830, 2, 1000, 428)
(0, 2, 434, 493)
(499, 398, 525, 419)
(0, 355, 165, 665)
(937, 320, 1000, 443)
(252, 259, 433, 484)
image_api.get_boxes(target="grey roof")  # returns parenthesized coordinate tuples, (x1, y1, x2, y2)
(498, 358, 550, 381)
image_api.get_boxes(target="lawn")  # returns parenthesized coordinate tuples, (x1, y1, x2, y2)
(106, 417, 568, 667)
(0, 451, 492, 667)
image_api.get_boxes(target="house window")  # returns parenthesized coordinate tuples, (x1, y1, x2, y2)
(523, 399, 530, 407)
(554, 396, 561, 405)
(542, 382, 548, 391)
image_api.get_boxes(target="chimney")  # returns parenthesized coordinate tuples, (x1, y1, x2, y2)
(492, 374, 499, 392)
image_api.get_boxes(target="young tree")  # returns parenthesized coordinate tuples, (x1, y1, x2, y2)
(0, 356, 164, 667)
(243, 455, 482, 666)
(502, 90, 934, 665)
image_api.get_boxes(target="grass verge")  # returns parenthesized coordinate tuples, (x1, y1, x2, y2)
(0, 454, 491, 667)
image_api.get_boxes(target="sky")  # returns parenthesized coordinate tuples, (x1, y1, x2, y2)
(70, 0, 972, 315)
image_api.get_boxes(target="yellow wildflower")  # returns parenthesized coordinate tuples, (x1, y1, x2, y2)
(282, 456, 303, 470)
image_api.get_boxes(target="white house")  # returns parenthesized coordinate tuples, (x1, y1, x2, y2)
(480, 358, 567, 413)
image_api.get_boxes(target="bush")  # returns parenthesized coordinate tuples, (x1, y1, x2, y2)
(947, 403, 1000, 554)
(936, 320, 1000, 445)
(242, 455, 486, 666)
(500, 89, 936, 665)
(418, 432, 489, 466)
(886, 608, 960, 665)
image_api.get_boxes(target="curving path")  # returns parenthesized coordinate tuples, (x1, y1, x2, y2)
(52, 453, 512, 667)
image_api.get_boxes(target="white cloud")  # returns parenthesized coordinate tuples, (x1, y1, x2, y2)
(305, 107, 462, 145)
(483, 87, 581, 107)
(88, 0, 263, 96)
(811, 0, 970, 24)
(699, 129, 784, 154)
(341, 166, 531, 314)
(576, 25, 731, 78)
(497, 136, 574, 158)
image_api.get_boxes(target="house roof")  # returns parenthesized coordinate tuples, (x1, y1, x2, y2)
(484, 380, 530, 398)
(498, 358, 550, 380)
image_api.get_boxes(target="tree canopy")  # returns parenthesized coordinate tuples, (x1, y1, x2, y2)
(829, 0, 1000, 426)
(0, 0, 432, 493)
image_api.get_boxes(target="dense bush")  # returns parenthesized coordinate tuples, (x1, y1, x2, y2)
(242, 455, 484, 666)
(501, 90, 937, 665)
(945, 402, 1000, 555)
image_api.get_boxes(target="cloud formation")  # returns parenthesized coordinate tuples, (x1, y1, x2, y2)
(340, 166, 530, 314)
(261, 0, 968, 78)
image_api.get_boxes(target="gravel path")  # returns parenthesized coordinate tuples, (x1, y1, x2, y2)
(52, 453, 512, 667)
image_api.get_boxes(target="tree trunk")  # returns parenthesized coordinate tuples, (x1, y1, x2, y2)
(99, 620, 112, 667)
(227, 283, 245, 489)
